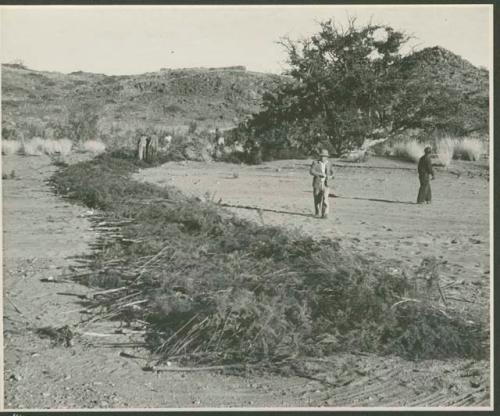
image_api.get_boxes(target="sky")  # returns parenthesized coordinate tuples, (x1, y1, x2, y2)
(0, 5, 493, 75)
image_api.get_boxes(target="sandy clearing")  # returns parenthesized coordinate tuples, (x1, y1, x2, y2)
(134, 157, 489, 290)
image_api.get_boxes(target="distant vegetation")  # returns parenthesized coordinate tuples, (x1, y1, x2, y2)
(1, 20, 488, 165)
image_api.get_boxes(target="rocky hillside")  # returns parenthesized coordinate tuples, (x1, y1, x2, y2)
(1, 63, 283, 143)
(1, 46, 489, 147)
(393, 46, 489, 137)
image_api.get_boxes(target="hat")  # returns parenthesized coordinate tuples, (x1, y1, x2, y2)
(424, 146, 432, 154)
(319, 149, 329, 157)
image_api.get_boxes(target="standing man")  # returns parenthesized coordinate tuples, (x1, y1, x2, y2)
(310, 149, 334, 218)
(417, 146, 435, 204)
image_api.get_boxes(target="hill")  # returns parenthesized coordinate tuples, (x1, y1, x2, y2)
(1, 63, 284, 144)
(1, 46, 489, 150)
(392, 46, 489, 137)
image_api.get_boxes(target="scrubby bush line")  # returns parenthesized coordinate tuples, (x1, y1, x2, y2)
(50, 152, 487, 364)
(1, 137, 105, 156)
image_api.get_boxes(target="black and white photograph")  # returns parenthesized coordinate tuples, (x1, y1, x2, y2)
(0, 4, 493, 410)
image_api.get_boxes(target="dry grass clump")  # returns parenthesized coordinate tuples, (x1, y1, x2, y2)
(43, 138, 73, 155)
(390, 137, 485, 166)
(453, 137, 484, 161)
(391, 141, 428, 163)
(21, 137, 45, 155)
(14, 137, 73, 156)
(435, 137, 485, 166)
(81, 140, 106, 154)
(51, 153, 487, 364)
(435, 139, 454, 167)
(1, 140, 22, 155)
(341, 149, 368, 163)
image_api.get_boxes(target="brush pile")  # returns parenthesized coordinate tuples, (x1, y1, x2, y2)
(51, 151, 487, 365)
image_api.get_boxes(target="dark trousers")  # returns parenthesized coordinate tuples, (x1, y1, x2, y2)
(313, 187, 329, 216)
(417, 174, 432, 203)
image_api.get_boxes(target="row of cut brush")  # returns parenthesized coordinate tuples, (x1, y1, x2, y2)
(50, 151, 488, 365)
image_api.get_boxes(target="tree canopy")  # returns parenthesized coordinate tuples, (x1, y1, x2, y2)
(240, 19, 410, 157)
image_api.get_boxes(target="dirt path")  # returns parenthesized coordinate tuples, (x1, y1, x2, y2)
(2, 154, 491, 409)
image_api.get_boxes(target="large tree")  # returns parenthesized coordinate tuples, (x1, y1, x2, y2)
(246, 19, 410, 156)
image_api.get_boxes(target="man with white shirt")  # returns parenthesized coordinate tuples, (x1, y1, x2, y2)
(309, 149, 334, 218)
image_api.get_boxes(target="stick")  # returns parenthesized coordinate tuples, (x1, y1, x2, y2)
(390, 298, 421, 309)
(93, 286, 128, 297)
(131, 244, 172, 284)
(437, 283, 447, 306)
(143, 364, 256, 372)
(119, 351, 150, 361)
(6, 296, 25, 317)
(77, 331, 115, 338)
(117, 299, 148, 310)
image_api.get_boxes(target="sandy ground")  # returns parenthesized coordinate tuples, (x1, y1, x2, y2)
(134, 157, 490, 300)
(2, 154, 491, 409)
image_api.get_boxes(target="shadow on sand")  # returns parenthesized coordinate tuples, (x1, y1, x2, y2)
(219, 202, 314, 218)
(333, 195, 415, 205)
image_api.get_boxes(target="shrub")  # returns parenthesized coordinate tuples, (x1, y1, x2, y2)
(2, 140, 21, 155)
(81, 140, 106, 154)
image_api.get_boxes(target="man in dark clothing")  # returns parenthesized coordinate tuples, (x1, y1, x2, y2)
(417, 146, 435, 204)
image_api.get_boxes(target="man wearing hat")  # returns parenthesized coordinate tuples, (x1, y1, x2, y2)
(417, 146, 435, 204)
(310, 149, 334, 218)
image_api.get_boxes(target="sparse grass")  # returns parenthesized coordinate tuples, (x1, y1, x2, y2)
(50, 153, 487, 364)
